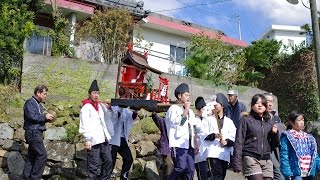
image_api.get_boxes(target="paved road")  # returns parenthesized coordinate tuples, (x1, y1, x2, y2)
(225, 170, 246, 180)
(193, 169, 246, 180)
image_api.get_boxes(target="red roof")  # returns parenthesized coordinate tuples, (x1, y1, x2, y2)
(44, 0, 94, 15)
(147, 16, 247, 47)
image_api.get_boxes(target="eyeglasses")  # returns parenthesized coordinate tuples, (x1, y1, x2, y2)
(266, 100, 274, 103)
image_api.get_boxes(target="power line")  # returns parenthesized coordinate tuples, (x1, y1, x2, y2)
(215, 14, 237, 29)
(153, 0, 253, 42)
(175, 0, 228, 16)
(174, 0, 256, 42)
(241, 19, 258, 42)
(175, 0, 240, 37)
(153, 0, 231, 13)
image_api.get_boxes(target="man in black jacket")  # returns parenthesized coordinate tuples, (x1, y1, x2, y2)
(264, 93, 284, 180)
(227, 90, 247, 128)
(22, 85, 54, 180)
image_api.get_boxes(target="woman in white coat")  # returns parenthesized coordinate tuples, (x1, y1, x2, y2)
(203, 93, 236, 180)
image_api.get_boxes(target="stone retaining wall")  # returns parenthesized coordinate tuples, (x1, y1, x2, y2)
(0, 115, 163, 180)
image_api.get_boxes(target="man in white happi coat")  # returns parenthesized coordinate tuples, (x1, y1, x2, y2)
(165, 83, 200, 180)
(79, 80, 114, 179)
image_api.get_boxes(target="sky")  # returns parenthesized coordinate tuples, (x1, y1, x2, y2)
(141, 0, 318, 44)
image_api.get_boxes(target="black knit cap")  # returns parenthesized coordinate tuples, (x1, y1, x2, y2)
(216, 93, 229, 108)
(174, 83, 189, 99)
(195, 97, 206, 110)
(88, 80, 99, 94)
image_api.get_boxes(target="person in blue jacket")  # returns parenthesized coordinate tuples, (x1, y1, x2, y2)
(280, 111, 320, 180)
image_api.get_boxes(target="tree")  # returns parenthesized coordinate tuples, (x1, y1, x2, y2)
(0, 0, 43, 85)
(49, 0, 73, 57)
(184, 33, 245, 85)
(300, 23, 318, 46)
(238, 39, 282, 86)
(77, 9, 135, 63)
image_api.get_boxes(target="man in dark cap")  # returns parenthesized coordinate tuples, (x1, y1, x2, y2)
(22, 85, 54, 180)
(205, 93, 236, 180)
(165, 83, 201, 180)
(79, 80, 114, 180)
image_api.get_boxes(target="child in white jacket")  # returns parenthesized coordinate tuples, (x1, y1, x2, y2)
(204, 93, 236, 180)
(194, 96, 210, 180)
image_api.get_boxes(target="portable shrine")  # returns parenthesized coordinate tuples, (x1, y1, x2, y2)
(111, 48, 171, 112)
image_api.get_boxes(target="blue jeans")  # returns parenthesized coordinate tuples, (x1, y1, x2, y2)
(167, 147, 195, 180)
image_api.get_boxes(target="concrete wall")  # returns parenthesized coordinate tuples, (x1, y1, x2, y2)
(22, 53, 276, 110)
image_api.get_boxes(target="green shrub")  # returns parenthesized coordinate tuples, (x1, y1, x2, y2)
(140, 117, 158, 134)
(0, 84, 22, 119)
(131, 121, 143, 136)
(64, 120, 81, 143)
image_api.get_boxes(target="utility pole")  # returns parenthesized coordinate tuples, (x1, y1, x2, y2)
(237, 15, 242, 40)
(309, 0, 320, 101)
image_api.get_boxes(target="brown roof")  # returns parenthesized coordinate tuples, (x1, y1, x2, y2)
(121, 51, 163, 74)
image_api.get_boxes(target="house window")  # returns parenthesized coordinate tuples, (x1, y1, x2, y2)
(170, 45, 186, 64)
(26, 33, 52, 56)
(288, 39, 294, 48)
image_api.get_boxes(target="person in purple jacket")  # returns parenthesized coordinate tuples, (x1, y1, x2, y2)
(151, 112, 172, 179)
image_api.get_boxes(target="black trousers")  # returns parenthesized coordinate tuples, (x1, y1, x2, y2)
(87, 141, 113, 180)
(111, 137, 133, 180)
(208, 158, 229, 180)
(22, 130, 47, 180)
(195, 161, 208, 180)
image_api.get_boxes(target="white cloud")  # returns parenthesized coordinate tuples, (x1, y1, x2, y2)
(142, 0, 180, 16)
(205, 15, 232, 27)
(205, 16, 220, 25)
(234, 0, 314, 25)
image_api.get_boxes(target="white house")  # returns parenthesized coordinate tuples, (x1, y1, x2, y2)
(133, 13, 247, 75)
(259, 25, 307, 54)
